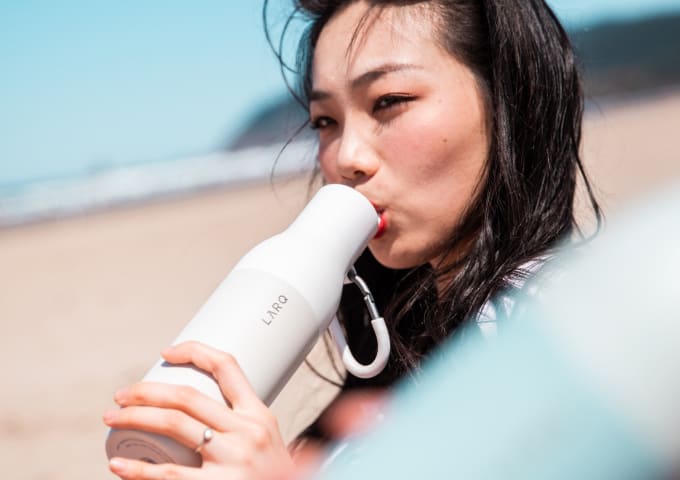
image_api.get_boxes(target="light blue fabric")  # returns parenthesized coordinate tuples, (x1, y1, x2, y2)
(320, 314, 659, 479)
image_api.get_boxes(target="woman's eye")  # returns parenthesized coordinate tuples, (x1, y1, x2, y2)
(373, 95, 414, 113)
(310, 116, 335, 130)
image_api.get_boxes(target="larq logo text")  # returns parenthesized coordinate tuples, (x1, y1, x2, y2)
(260, 295, 289, 326)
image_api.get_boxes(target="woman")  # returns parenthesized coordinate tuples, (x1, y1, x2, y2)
(103, 1, 601, 478)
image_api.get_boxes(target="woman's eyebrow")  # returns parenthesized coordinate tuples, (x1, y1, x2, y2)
(310, 62, 422, 102)
(350, 62, 422, 90)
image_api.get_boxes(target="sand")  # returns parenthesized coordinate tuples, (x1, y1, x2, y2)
(1, 89, 679, 479)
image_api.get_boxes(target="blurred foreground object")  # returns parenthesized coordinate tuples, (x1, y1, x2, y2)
(318, 183, 680, 479)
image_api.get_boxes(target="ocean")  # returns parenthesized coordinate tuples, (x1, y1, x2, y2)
(0, 140, 316, 228)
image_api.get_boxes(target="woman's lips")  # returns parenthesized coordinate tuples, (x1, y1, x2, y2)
(369, 201, 387, 239)
(374, 208, 387, 239)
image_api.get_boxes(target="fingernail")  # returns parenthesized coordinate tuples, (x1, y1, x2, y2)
(109, 458, 127, 473)
(103, 409, 118, 424)
(114, 387, 127, 403)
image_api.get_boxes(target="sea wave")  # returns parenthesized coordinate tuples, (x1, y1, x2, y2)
(0, 141, 316, 228)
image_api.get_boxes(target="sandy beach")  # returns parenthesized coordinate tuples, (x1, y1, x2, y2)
(1, 89, 679, 479)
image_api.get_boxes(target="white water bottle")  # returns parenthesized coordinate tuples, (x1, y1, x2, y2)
(105, 184, 391, 466)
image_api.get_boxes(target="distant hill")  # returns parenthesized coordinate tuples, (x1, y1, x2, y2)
(227, 94, 312, 151)
(227, 12, 680, 150)
(571, 13, 680, 96)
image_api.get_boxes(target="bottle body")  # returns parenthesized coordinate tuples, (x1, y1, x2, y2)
(106, 268, 324, 465)
(105, 184, 379, 466)
(145, 268, 324, 405)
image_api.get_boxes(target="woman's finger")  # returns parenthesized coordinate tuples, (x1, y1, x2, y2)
(109, 457, 201, 480)
(103, 405, 207, 452)
(104, 408, 263, 467)
(113, 381, 245, 433)
(161, 341, 261, 409)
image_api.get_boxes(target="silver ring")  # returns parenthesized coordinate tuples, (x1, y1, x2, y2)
(194, 427, 214, 453)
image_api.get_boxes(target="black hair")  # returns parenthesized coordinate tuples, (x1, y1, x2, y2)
(264, 0, 602, 387)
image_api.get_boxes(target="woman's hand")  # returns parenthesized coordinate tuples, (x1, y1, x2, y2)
(103, 341, 295, 480)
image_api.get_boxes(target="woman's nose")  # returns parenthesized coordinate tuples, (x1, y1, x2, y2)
(334, 126, 379, 184)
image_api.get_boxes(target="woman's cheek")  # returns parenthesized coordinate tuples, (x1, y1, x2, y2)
(381, 127, 431, 175)
(316, 135, 341, 183)
(317, 148, 338, 183)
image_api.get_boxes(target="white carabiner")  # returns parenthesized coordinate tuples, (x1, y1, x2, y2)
(329, 268, 391, 378)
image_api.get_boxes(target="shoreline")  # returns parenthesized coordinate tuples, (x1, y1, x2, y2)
(0, 171, 312, 232)
(0, 141, 316, 230)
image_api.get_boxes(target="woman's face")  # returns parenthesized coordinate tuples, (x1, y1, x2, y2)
(310, 1, 489, 269)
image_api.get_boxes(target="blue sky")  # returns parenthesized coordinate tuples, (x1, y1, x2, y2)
(1, 0, 679, 187)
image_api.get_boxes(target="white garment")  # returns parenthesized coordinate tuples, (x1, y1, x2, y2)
(475, 256, 552, 337)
